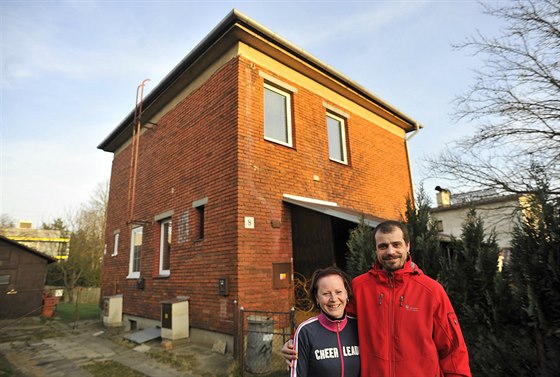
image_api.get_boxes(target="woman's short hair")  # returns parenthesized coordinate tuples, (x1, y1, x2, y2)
(309, 266, 352, 304)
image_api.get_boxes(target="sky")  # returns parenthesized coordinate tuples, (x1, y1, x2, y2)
(1, 0, 505, 228)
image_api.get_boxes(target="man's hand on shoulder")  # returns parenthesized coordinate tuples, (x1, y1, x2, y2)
(281, 339, 297, 368)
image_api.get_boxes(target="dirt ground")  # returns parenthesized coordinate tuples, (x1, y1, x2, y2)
(0, 316, 236, 377)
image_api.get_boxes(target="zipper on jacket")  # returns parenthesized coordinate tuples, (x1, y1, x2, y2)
(400, 295, 404, 307)
(379, 293, 384, 305)
(336, 321, 345, 377)
(389, 273, 395, 377)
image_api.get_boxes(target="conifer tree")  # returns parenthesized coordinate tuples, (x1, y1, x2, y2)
(441, 208, 504, 375)
(404, 186, 443, 279)
(345, 216, 374, 279)
(508, 174, 560, 376)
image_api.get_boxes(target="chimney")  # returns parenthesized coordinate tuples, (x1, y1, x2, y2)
(435, 186, 451, 207)
(18, 220, 33, 229)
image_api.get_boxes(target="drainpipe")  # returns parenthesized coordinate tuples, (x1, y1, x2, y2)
(405, 123, 422, 206)
(127, 79, 150, 224)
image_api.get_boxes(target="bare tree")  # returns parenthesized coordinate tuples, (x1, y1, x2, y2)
(47, 181, 108, 301)
(0, 214, 15, 228)
(428, 0, 560, 195)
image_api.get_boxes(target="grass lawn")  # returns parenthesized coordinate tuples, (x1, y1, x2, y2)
(55, 302, 101, 323)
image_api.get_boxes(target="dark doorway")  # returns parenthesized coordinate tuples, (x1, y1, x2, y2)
(289, 205, 355, 280)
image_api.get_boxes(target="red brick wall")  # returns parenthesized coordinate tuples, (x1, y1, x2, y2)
(102, 58, 240, 334)
(102, 54, 413, 335)
(235, 56, 412, 311)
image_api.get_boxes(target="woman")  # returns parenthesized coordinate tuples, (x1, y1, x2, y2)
(290, 266, 360, 377)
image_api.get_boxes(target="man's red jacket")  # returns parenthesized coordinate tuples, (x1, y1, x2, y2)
(347, 257, 471, 377)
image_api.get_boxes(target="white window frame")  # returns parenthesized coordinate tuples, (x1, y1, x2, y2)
(326, 112, 348, 164)
(112, 232, 119, 256)
(264, 83, 293, 147)
(159, 219, 172, 276)
(127, 226, 143, 279)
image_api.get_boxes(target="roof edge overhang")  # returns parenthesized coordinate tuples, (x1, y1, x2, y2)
(98, 9, 422, 153)
(283, 194, 385, 227)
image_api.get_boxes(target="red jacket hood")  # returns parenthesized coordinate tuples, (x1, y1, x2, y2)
(369, 255, 423, 283)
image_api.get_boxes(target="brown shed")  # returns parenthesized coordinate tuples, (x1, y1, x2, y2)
(0, 235, 56, 319)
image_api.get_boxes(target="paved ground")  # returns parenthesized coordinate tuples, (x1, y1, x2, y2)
(0, 317, 234, 377)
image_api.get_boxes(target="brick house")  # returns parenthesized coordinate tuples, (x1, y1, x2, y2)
(98, 10, 421, 344)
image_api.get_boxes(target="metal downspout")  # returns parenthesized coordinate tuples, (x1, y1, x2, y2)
(127, 79, 150, 224)
(405, 123, 421, 205)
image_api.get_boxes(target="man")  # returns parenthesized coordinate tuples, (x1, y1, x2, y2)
(284, 220, 471, 377)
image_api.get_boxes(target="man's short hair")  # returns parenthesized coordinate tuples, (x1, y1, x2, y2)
(374, 220, 410, 245)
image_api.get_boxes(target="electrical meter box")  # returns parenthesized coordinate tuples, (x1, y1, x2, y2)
(102, 294, 123, 327)
(160, 298, 189, 340)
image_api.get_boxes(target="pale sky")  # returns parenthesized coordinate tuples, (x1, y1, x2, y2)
(1, 0, 504, 227)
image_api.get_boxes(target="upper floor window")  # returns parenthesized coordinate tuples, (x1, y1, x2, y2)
(264, 83, 292, 147)
(326, 112, 347, 164)
(159, 219, 172, 276)
(128, 226, 142, 279)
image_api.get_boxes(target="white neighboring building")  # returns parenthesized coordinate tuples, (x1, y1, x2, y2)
(430, 187, 528, 270)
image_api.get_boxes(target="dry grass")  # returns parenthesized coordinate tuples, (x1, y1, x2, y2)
(83, 360, 148, 377)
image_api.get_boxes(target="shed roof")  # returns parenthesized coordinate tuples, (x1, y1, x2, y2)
(98, 9, 422, 153)
(0, 235, 57, 263)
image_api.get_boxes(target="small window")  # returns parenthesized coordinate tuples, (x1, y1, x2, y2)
(436, 220, 444, 232)
(112, 233, 119, 256)
(159, 219, 172, 276)
(326, 112, 347, 163)
(195, 206, 205, 240)
(0, 275, 9, 285)
(128, 226, 143, 279)
(264, 83, 292, 146)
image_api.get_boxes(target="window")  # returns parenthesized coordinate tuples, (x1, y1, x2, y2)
(112, 232, 119, 256)
(159, 219, 172, 276)
(128, 226, 143, 279)
(264, 83, 292, 146)
(0, 275, 9, 285)
(436, 220, 444, 232)
(192, 197, 208, 241)
(326, 112, 347, 163)
(195, 206, 205, 240)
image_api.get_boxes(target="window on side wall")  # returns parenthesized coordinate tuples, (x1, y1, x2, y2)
(326, 112, 348, 164)
(128, 226, 142, 279)
(112, 232, 119, 256)
(194, 205, 205, 240)
(264, 83, 292, 147)
(159, 219, 172, 276)
(192, 197, 208, 241)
